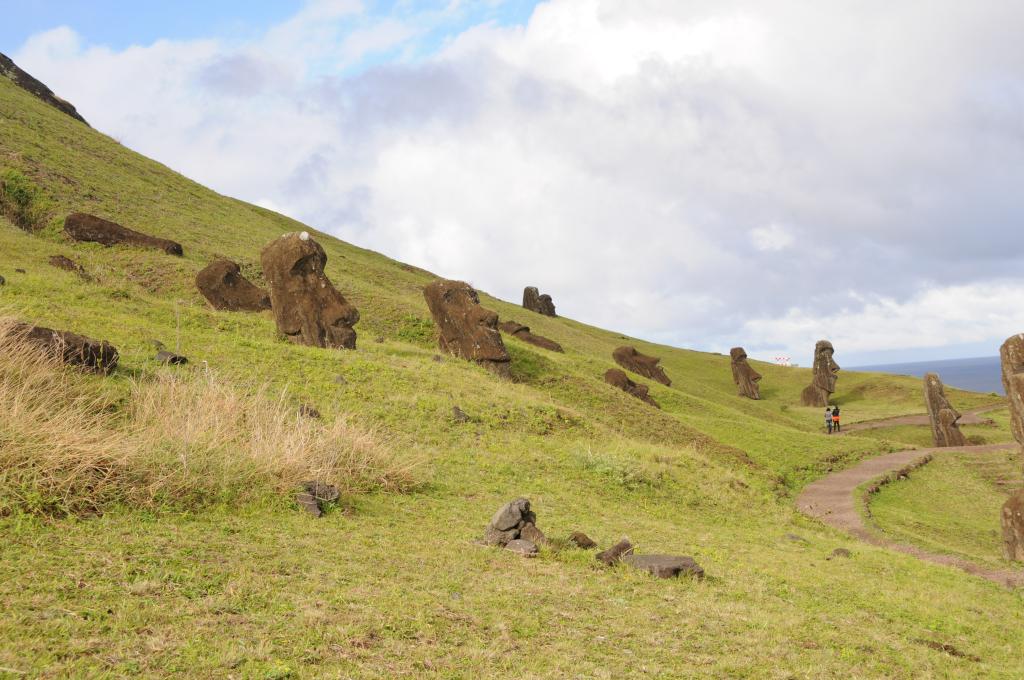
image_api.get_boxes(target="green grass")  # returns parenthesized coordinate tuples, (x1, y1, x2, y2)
(1, 71, 1023, 677)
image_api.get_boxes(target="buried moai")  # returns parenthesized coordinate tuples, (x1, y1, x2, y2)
(63, 213, 183, 255)
(423, 279, 510, 378)
(260, 232, 359, 349)
(6, 322, 119, 374)
(604, 368, 659, 408)
(923, 373, 966, 447)
(196, 259, 271, 312)
(730, 347, 762, 400)
(801, 340, 839, 407)
(522, 286, 556, 317)
(612, 346, 671, 386)
(1000, 333, 1024, 561)
(498, 320, 563, 353)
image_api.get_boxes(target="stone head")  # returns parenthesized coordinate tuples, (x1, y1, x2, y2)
(812, 340, 839, 392)
(423, 279, 509, 363)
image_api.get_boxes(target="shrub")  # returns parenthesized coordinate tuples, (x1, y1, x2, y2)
(0, 168, 51, 231)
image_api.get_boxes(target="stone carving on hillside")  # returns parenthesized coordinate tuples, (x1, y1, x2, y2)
(612, 346, 671, 386)
(0, 52, 89, 125)
(498, 320, 563, 353)
(423, 279, 510, 377)
(604, 368, 659, 408)
(9, 322, 118, 374)
(522, 286, 556, 317)
(1000, 333, 1024, 561)
(260, 232, 359, 349)
(730, 347, 762, 400)
(923, 373, 966, 447)
(64, 213, 183, 255)
(800, 340, 839, 407)
(196, 259, 271, 312)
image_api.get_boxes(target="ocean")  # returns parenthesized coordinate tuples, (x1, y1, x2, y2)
(848, 356, 1004, 395)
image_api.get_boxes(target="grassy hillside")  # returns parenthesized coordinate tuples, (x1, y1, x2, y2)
(1, 72, 1021, 678)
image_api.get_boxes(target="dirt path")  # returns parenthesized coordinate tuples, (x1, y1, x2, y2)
(843, 403, 1004, 433)
(796, 443, 1024, 588)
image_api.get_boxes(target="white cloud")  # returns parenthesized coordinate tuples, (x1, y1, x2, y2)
(750, 223, 793, 252)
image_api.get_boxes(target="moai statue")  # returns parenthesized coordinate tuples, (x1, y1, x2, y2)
(801, 340, 839, 407)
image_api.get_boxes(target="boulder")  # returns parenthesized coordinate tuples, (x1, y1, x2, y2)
(923, 373, 966, 447)
(621, 554, 704, 579)
(296, 480, 341, 518)
(48, 255, 89, 279)
(498, 320, 563, 353)
(156, 350, 187, 365)
(596, 538, 634, 566)
(260, 232, 359, 349)
(504, 539, 539, 557)
(522, 286, 556, 317)
(1000, 334, 1024, 453)
(604, 368, 659, 408)
(63, 213, 182, 255)
(801, 340, 839, 407)
(612, 346, 671, 386)
(9, 323, 118, 374)
(1002, 489, 1024, 562)
(730, 347, 762, 400)
(568, 531, 597, 549)
(483, 497, 537, 547)
(423, 279, 510, 378)
(195, 259, 271, 312)
(519, 522, 547, 546)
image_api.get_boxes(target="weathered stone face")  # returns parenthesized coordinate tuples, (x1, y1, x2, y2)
(604, 368, 659, 408)
(730, 347, 762, 400)
(612, 346, 671, 386)
(1000, 334, 1024, 451)
(1002, 490, 1024, 562)
(260, 232, 359, 349)
(10, 323, 118, 374)
(923, 373, 966, 447)
(423, 279, 510, 377)
(196, 259, 271, 312)
(498, 320, 564, 353)
(522, 286, 557, 317)
(801, 340, 839, 406)
(64, 213, 183, 256)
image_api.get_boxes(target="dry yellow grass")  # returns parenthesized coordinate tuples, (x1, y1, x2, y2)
(0, 320, 420, 516)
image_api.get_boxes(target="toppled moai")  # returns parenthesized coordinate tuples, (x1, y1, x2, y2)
(483, 498, 545, 554)
(923, 373, 966, 447)
(423, 279, 510, 378)
(7, 322, 118, 374)
(195, 259, 271, 312)
(63, 213, 183, 256)
(730, 347, 762, 400)
(612, 346, 671, 386)
(604, 368, 660, 408)
(522, 286, 556, 317)
(498, 320, 563, 353)
(801, 340, 839, 407)
(1000, 333, 1024, 561)
(260, 232, 359, 349)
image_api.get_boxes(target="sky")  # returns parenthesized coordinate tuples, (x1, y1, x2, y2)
(4, 0, 1024, 367)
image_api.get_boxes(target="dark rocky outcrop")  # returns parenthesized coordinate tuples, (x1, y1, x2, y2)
(9, 323, 118, 374)
(923, 373, 966, 447)
(64, 213, 182, 256)
(801, 340, 839, 407)
(195, 259, 271, 312)
(498, 320, 563, 353)
(156, 350, 187, 365)
(604, 368, 659, 408)
(730, 347, 762, 400)
(0, 52, 89, 125)
(522, 286, 556, 317)
(261, 232, 359, 349)
(999, 334, 1024, 562)
(483, 498, 539, 547)
(612, 346, 671, 386)
(48, 255, 89, 280)
(596, 538, 634, 566)
(621, 554, 704, 579)
(423, 279, 510, 378)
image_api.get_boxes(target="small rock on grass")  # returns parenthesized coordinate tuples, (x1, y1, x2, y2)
(505, 539, 538, 557)
(0, 274, 5, 286)
(295, 480, 340, 517)
(519, 522, 547, 545)
(568, 531, 597, 549)
(295, 492, 322, 517)
(299, 403, 321, 419)
(156, 350, 188, 365)
(827, 548, 851, 560)
(15, 268, 25, 273)
(452, 406, 470, 423)
(596, 538, 634, 566)
(483, 497, 536, 546)
(622, 554, 704, 579)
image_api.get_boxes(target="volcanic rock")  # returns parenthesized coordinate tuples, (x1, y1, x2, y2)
(504, 539, 539, 557)
(923, 373, 966, 447)
(1002, 490, 1024, 562)
(519, 522, 547, 546)
(827, 548, 852, 560)
(260, 232, 359, 349)
(299, 403, 321, 419)
(596, 538, 634, 566)
(64, 213, 183, 255)
(730, 347, 762, 400)
(48, 255, 89, 279)
(622, 554, 704, 579)
(568, 531, 598, 549)
(452, 406, 471, 423)
(612, 346, 671, 386)
(9, 323, 118, 374)
(156, 350, 187, 365)
(801, 340, 839, 407)
(604, 368, 659, 408)
(295, 480, 341, 518)
(498, 320, 563, 353)
(0, 52, 89, 125)
(195, 259, 271, 312)
(423, 279, 510, 378)
(0, 275, 5, 286)
(522, 286, 556, 317)
(483, 497, 537, 547)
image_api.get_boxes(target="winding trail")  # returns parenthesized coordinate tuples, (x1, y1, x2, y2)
(796, 442, 1024, 588)
(842, 404, 1003, 433)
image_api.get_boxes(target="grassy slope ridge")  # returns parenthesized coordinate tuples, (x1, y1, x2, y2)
(1, 75, 1021, 678)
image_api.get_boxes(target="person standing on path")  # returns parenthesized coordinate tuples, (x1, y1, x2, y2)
(825, 407, 834, 434)
(832, 405, 841, 432)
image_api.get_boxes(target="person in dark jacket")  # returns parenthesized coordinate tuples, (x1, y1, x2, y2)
(832, 405, 841, 432)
